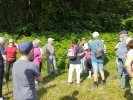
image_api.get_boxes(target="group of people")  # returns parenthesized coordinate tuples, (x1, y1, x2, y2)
(67, 30, 133, 93)
(67, 31, 106, 87)
(0, 37, 58, 100)
(114, 30, 133, 92)
(0, 29, 132, 100)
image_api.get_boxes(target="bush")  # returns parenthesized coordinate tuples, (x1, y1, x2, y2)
(125, 19, 133, 32)
(0, 32, 133, 69)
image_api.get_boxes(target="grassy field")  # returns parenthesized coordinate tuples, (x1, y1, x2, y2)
(2, 60, 133, 100)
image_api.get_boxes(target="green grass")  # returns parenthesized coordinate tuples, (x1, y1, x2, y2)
(2, 60, 133, 100)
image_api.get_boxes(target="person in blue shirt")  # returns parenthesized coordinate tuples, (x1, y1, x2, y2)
(89, 32, 106, 88)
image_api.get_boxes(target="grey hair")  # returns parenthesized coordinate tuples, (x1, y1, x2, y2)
(32, 39, 41, 47)
(0, 37, 6, 43)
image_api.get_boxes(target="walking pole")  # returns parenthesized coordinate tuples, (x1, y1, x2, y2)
(4, 61, 10, 95)
(5, 82, 9, 95)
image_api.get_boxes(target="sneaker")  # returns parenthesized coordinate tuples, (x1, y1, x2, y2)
(68, 82, 72, 85)
(101, 80, 106, 86)
(0, 96, 6, 100)
(91, 82, 98, 88)
(87, 75, 92, 79)
(77, 83, 80, 86)
(120, 86, 125, 90)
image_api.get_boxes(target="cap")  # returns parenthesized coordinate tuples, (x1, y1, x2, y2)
(48, 38, 54, 42)
(92, 31, 99, 38)
(0, 37, 6, 43)
(120, 30, 128, 34)
(18, 41, 33, 52)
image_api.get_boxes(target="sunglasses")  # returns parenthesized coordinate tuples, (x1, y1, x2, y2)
(10, 42, 14, 43)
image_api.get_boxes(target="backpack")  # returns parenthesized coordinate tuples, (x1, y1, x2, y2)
(93, 40, 104, 58)
(68, 47, 76, 60)
(86, 51, 91, 60)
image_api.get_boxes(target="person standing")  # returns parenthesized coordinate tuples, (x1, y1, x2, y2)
(114, 40, 122, 79)
(12, 41, 43, 100)
(80, 38, 88, 73)
(67, 39, 85, 86)
(32, 39, 41, 71)
(116, 30, 130, 89)
(89, 31, 106, 88)
(125, 39, 133, 94)
(0, 37, 6, 100)
(43, 38, 59, 76)
(39, 47, 44, 73)
(5, 39, 17, 83)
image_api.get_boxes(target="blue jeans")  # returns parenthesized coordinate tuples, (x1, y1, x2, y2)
(119, 59, 129, 88)
(92, 62, 104, 72)
(121, 69, 129, 88)
(116, 57, 122, 77)
(81, 57, 87, 73)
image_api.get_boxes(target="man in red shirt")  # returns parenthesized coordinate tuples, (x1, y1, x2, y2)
(5, 39, 17, 83)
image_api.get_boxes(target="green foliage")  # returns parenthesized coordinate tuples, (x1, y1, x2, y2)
(1, 32, 133, 69)
(0, 0, 132, 33)
(125, 19, 133, 32)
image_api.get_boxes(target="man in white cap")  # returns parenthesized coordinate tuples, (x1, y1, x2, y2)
(43, 38, 59, 76)
(89, 31, 106, 88)
(0, 37, 7, 100)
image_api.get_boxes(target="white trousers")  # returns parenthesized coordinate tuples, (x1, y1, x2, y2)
(68, 64, 81, 84)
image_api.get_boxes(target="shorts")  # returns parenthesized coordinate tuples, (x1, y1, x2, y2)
(92, 62, 104, 72)
(85, 60, 92, 70)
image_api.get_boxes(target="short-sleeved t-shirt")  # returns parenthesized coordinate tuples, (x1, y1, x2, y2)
(0, 45, 5, 63)
(33, 47, 41, 65)
(43, 44, 55, 56)
(127, 49, 133, 56)
(12, 60, 40, 100)
(116, 39, 127, 59)
(69, 45, 84, 64)
(5, 46, 17, 61)
(89, 39, 104, 63)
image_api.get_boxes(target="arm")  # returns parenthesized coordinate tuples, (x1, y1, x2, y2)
(1, 46, 7, 61)
(77, 46, 85, 56)
(114, 43, 119, 50)
(2, 55, 7, 61)
(104, 44, 106, 53)
(42, 45, 47, 54)
(33, 65, 43, 83)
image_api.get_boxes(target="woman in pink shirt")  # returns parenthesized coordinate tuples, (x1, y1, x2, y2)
(32, 39, 41, 72)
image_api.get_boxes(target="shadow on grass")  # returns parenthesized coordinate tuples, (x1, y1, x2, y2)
(104, 56, 110, 66)
(37, 84, 56, 99)
(42, 70, 67, 85)
(124, 89, 133, 100)
(60, 90, 79, 100)
(104, 70, 110, 79)
(80, 72, 88, 83)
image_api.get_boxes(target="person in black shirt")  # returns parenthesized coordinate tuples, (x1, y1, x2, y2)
(0, 37, 6, 100)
